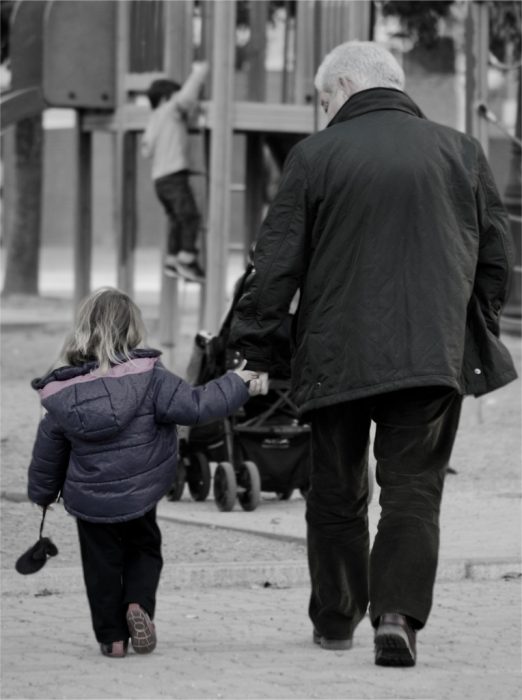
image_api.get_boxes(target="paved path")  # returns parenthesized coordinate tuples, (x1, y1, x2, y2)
(1, 581, 521, 700)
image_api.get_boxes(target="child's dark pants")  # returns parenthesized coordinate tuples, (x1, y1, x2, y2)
(77, 507, 163, 644)
(154, 170, 200, 256)
(306, 386, 462, 641)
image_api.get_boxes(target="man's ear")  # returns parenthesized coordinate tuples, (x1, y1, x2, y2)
(338, 76, 354, 99)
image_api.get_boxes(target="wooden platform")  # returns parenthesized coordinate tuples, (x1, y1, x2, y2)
(83, 100, 316, 135)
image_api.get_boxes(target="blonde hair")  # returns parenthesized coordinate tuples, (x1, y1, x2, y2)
(314, 41, 405, 95)
(61, 287, 146, 373)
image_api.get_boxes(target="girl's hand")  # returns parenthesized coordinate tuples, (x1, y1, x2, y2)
(233, 360, 264, 396)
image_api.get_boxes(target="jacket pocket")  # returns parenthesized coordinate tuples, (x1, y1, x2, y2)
(462, 295, 517, 396)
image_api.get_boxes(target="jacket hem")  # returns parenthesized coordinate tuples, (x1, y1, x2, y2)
(64, 500, 161, 524)
(297, 375, 462, 414)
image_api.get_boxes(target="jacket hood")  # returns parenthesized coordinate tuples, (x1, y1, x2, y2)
(32, 349, 162, 441)
(327, 87, 426, 128)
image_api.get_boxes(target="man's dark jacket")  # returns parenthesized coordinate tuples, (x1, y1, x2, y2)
(28, 350, 249, 522)
(229, 88, 517, 413)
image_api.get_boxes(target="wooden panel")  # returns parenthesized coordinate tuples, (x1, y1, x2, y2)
(229, 101, 315, 133)
(10, 0, 45, 91)
(128, 0, 164, 72)
(43, 0, 116, 109)
(83, 101, 316, 134)
(0, 87, 46, 130)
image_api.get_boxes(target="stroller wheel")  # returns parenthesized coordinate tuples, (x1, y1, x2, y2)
(237, 461, 261, 512)
(213, 462, 237, 512)
(187, 452, 211, 501)
(167, 460, 186, 501)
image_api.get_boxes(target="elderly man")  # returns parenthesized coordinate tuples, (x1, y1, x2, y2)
(229, 41, 516, 666)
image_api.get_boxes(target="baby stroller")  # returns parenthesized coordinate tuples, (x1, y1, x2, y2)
(168, 262, 311, 512)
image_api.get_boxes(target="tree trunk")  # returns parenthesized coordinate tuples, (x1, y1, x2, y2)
(2, 113, 43, 296)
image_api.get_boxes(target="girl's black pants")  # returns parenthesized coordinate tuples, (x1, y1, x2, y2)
(77, 507, 163, 644)
(306, 386, 463, 641)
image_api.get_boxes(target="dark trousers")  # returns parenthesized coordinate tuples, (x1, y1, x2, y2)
(306, 386, 462, 640)
(77, 508, 163, 644)
(154, 171, 201, 256)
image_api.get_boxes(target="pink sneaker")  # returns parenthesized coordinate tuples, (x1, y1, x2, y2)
(100, 640, 128, 658)
(126, 603, 157, 654)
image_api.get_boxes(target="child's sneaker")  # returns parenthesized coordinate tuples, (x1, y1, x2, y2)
(100, 640, 128, 658)
(172, 258, 205, 282)
(164, 253, 205, 282)
(126, 603, 157, 654)
(164, 261, 180, 278)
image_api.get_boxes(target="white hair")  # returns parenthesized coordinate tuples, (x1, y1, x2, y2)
(314, 41, 405, 95)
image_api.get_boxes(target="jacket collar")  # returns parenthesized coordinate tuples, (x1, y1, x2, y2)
(32, 348, 162, 390)
(327, 88, 426, 128)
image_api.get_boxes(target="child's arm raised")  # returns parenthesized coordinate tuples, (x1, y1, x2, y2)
(28, 414, 70, 507)
(169, 61, 209, 114)
(153, 363, 257, 426)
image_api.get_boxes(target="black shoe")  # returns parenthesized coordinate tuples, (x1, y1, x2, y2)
(167, 257, 205, 283)
(374, 613, 416, 667)
(313, 628, 352, 651)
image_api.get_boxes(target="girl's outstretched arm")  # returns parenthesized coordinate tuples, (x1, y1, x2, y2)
(153, 364, 253, 426)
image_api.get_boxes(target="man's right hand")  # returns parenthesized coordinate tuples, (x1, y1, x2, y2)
(257, 372, 269, 395)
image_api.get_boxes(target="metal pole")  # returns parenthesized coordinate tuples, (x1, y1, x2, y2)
(74, 112, 92, 308)
(114, 0, 134, 294)
(203, 0, 236, 333)
(465, 0, 489, 155)
(159, 0, 194, 350)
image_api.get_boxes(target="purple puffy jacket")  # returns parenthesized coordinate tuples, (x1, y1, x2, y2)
(28, 349, 249, 523)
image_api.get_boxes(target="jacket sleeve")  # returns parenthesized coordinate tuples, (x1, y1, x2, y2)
(474, 141, 514, 336)
(228, 145, 311, 370)
(171, 62, 208, 114)
(153, 364, 250, 425)
(28, 413, 70, 506)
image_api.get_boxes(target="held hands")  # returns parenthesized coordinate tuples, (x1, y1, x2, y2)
(233, 360, 269, 397)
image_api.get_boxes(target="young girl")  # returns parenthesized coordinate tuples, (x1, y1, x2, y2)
(27, 287, 260, 659)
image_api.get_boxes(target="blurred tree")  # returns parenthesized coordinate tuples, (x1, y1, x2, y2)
(379, 1, 521, 61)
(1, 0, 43, 297)
(488, 0, 521, 63)
(235, 0, 296, 28)
(380, 1, 454, 47)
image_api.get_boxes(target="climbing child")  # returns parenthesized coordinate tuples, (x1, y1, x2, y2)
(142, 61, 209, 282)
(27, 287, 261, 658)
